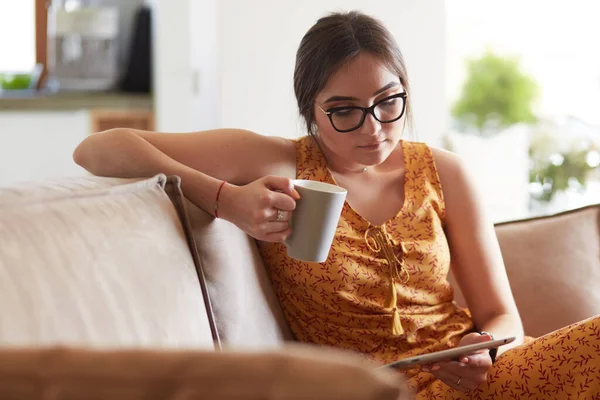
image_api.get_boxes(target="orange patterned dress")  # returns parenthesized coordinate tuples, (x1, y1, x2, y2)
(257, 135, 600, 399)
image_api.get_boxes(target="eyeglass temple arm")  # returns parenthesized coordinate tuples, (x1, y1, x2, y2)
(316, 104, 331, 115)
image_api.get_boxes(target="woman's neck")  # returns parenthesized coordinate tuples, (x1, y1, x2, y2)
(313, 137, 367, 174)
(312, 135, 401, 177)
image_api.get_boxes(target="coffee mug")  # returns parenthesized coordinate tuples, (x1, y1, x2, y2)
(284, 179, 347, 263)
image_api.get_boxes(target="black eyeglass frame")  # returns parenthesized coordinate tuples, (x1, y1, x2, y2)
(316, 92, 408, 133)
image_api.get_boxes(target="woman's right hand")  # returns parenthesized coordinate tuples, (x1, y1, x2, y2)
(217, 175, 301, 242)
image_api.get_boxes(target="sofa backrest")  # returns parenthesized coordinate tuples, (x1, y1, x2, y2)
(0, 175, 215, 349)
(190, 185, 600, 342)
(451, 204, 600, 337)
(14, 171, 592, 349)
(183, 200, 294, 350)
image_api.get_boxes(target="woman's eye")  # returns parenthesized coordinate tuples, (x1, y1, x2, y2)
(380, 98, 397, 107)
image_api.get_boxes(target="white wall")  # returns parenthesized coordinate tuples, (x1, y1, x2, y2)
(153, 0, 447, 146)
(151, 0, 192, 132)
(218, 1, 447, 145)
(151, 0, 220, 132)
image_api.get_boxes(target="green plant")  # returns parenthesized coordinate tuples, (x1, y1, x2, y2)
(452, 51, 539, 135)
(529, 147, 597, 202)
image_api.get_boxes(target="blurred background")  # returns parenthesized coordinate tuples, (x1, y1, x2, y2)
(0, 0, 598, 223)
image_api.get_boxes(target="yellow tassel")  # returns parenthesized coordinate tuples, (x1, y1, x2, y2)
(385, 279, 404, 336)
(385, 278, 397, 309)
(392, 307, 404, 336)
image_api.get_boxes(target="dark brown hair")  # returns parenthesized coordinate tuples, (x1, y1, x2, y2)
(293, 11, 413, 137)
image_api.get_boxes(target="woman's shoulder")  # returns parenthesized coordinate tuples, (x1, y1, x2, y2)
(290, 135, 314, 149)
(427, 144, 480, 215)
(429, 145, 464, 173)
(261, 135, 297, 179)
(401, 140, 464, 174)
(255, 134, 313, 180)
(402, 139, 473, 206)
(290, 135, 321, 161)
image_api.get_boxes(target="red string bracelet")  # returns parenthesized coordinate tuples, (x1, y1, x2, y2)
(214, 180, 226, 218)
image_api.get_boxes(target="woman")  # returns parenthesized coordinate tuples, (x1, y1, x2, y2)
(74, 11, 599, 399)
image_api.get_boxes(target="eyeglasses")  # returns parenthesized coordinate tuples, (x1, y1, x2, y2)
(316, 92, 407, 133)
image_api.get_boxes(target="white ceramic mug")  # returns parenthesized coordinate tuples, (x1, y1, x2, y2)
(284, 179, 347, 263)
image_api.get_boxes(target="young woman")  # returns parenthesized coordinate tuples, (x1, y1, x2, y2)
(74, 11, 600, 399)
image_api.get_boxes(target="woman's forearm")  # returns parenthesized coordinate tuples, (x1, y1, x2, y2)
(74, 129, 176, 178)
(73, 128, 227, 215)
(479, 313, 525, 355)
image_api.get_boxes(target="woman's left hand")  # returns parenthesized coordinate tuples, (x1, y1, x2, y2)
(421, 332, 493, 392)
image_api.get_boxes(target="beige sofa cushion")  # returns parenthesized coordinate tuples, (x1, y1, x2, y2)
(452, 204, 600, 337)
(0, 345, 409, 400)
(184, 201, 294, 349)
(0, 174, 214, 349)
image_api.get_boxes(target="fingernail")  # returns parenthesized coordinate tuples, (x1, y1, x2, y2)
(461, 357, 469, 363)
(293, 189, 301, 199)
(431, 365, 440, 371)
(421, 367, 430, 372)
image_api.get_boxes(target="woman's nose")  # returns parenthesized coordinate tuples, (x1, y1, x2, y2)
(360, 112, 381, 136)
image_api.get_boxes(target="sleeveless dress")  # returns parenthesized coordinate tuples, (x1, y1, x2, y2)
(258, 136, 474, 360)
(257, 135, 600, 399)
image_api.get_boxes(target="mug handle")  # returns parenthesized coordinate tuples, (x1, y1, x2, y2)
(283, 216, 293, 248)
(273, 188, 295, 248)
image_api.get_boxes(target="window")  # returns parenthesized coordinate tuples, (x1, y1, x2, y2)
(0, 0, 46, 85)
(0, 0, 35, 71)
(446, 0, 600, 222)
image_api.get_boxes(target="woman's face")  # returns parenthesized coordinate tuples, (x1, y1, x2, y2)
(314, 52, 406, 170)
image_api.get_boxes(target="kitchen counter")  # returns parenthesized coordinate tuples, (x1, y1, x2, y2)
(0, 91, 153, 112)
(0, 90, 155, 188)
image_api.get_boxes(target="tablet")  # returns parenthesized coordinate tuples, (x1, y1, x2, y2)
(380, 336, 516, 370)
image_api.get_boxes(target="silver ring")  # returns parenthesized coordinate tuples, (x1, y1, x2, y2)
(276, 209, 284, 221)
(456, 377, 461, 386)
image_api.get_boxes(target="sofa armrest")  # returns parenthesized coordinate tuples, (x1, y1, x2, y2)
(0, 345, 410, 400)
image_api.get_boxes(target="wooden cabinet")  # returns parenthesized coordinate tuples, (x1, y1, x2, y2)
(90, 109, 155, 133)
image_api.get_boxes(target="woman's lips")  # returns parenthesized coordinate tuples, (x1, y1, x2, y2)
(359, 140, 386, 150)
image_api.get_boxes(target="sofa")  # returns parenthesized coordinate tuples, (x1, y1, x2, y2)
(0, 173, 598, 399)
